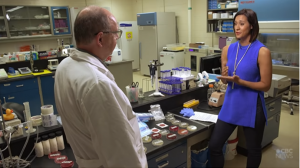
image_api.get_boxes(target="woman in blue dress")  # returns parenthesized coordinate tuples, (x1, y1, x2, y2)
(209, 9, 272, 168)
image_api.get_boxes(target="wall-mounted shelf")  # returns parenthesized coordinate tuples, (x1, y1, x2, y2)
(10, 29, 51, 32)
(208, 8, 238, 11)
(54, 17, 67, 19)
(10, 18, 50, 20)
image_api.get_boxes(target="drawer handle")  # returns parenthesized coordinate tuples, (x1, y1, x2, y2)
(269, 107, 275, 112)
(269, 102, 275, 107)
(4, 84, 10, 86)
(16, 85, 23, 87)
(158, 161, 169, 168)
(8, 97, 15, 100)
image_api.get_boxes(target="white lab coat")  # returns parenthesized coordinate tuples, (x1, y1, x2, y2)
(54, 49, 147, 168)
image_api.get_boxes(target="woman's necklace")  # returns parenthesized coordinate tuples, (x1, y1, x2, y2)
(232, 42, 251, 89)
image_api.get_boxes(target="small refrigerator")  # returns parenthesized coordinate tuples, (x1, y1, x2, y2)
(118, 21, 139, 70)
(160, 51, 185, 71)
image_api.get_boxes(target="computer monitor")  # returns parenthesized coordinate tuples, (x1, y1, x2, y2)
(200, 54, 221, 74)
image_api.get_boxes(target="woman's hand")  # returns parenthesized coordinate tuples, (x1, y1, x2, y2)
(222, 66, 228, 76)
(217, 75, 241, 84)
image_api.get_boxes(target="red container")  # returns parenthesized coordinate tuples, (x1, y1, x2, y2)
(166, 133, 177, 140)
(55, 156, 68, 164)
(48, 152, 61, 159)
(178, 129, 188, 135)
(60, 160, 74, 168)
(151, 133, 162, 140)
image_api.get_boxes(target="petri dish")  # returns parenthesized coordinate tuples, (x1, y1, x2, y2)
(169, 125, 179, 132)
(151, 133, 162, 140)
(187, 125, 197, 132)
(144, 147, 147, 153)
(166, 133, 177, 140)
(142, 136, 152, 143)
(152, 139, 164, 147)
(159, 129, 170, 136)
(165, 113, 174, 118)
(179, 122, 189, 128)
(171, 120, 181, 125)
(178, 129, 189, 135)
(166, 116, 176, 122)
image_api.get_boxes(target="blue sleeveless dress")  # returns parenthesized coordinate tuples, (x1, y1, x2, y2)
(218, 40, 267, 128)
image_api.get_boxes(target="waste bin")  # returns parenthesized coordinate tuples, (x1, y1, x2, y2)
(191, 140, 209, 168)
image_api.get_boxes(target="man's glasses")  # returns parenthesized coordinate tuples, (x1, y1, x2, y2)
(94, 29, 123, 39)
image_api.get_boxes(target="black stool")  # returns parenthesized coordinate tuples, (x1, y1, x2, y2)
(282, 79, 299, 115)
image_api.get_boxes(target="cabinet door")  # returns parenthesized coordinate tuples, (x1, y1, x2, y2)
(261, 112, 281, 147)
(1, 89, 41, 116)
(51, 7, 71, 35)
(40, 75, 57, 114)
(0, 6, 7, 38)
(5, 6, 51, 37)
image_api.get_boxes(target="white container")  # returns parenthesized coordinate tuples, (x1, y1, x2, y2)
(56, 131, 65, 150)
(106, 45, 122, 63)
(221, 13, 229, 19)
(225, 138, 238, 160)
(42, 135, 51, 155)
(49, 133, 58, 153)
(228, 127, 238, 140)
(213, 13, 221, 19)
(34, 137, 44, 157)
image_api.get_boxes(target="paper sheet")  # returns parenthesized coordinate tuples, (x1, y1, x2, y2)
(189, 111, 218, 123)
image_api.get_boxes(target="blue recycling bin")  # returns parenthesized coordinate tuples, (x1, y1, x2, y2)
(191, 147, 209, 168)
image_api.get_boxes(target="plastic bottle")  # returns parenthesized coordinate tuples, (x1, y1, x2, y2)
(56, 131, 65, 150)
(42, 135, 51, 155)
(207, 84, 214, 101)
(34, 137, 44, 157)
(49, 133, 58, 153)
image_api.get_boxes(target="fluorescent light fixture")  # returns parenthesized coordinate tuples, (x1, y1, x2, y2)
(7, 6, 24, 13)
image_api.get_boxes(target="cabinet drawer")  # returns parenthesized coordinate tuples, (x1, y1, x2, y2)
(176, 162, 187, 168)
(261, 113, 281, 147)
(147, 143, 187, 168)
(1, 89, 41, 116)
(0, 78, 39, 94)
(266, 97, 282, 117)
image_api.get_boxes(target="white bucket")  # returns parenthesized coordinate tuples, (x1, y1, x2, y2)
(228, 127, 238, 141)
(225, 138, 238, 160)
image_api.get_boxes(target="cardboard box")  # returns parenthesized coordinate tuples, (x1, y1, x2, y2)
(208, 12, 213, 19)
(189, 43, 205, 48)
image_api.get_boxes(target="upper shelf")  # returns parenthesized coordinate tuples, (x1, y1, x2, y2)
(10, 18, 50, 20)
(208, 18, 234, 20)
(208, 8, 238, 11)
(54, 17, 67, 19)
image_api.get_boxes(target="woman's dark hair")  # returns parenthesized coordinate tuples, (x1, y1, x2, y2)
(234, 9, 259, 43)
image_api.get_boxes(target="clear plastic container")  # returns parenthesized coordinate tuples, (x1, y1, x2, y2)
(166, 43, 186, 51)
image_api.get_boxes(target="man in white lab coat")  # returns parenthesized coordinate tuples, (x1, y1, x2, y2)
(54, 6, 147, 168)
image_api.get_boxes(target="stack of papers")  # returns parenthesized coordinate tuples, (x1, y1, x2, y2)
(189, 111, 218, 123)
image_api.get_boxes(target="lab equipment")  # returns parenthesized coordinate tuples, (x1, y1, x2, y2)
(159, 76, 183, 95)
(148, 60, 165, 97)
(160, 51, 185, 71)
(208, 91, 225, 107)
(267, 74, 291, 97)
(151, 133, 162, 140)
(178, 129, 189, 135)
(207, 84, 214, 101)
(48, 59, 59, 70)
(131, 82, 139, 88)
(42, 135, 51, 155)
(18, 67, 32, 74)
(34, 137, 44, 157)
(55, 155, 68, 164)
(179, 122, 189, 128)
(56, 131, 65, 150)
(183, 100, 199, 108)
(156, 123, 168, 128)
(166, 116, 176, 122)
(29, 45, 35, 71)
(166, 133, 177, 140)
(159, 129, 170, 136)
(138, 12, 176, 76)
(137, 117, 152, 138)
(106, 45, 122, 63)
(187, 125, 197, 132)
(24, 102, 36, 133)
(200, 54, 221, 74)
(171, 120, 181, 125)
(0, 69, 8, 80)
(126, 85, 139, 102)
(136, 113, 154, 122)
(118, 21, 139, 69)
(142, 136, 152, 143)
(152, 139, 164, 147)
(60, 161, 75, 168)
(151, 128, 161, 133)
(184, 47, 208, 76)
(49, 133, 58, 153)
(169, 125, 179, 132)
(138, 88, 144, 99)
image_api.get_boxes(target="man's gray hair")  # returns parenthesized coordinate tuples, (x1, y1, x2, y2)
(74, 6, 111, 45)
